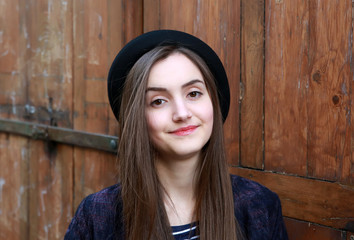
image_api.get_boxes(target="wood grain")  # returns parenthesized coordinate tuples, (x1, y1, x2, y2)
(72, 0, 143, 210)
(307, 0, 352, 183)
(0, 135, 29, 240)
(0, 0, 19, 74)
(230, 167, 354, 230)
(28, 142, 73, 240)
(0, 0, 353, 239)
(265, 0, 309, 175)
(284, 217, 343, 240)
(240, 0, 264, 169)
(22, 1, 74, 239)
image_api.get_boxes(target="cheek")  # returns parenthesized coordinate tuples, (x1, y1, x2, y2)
(202, 99, 214, 126)
(146, 111, 163, 141)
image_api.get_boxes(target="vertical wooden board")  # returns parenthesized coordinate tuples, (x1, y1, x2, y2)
(28, 142, 73, 240)
(84, 0, 108, 79)
(72, 0, 143, 211)
(84, 103, 110, 133)
(284, 218, 343, 240)
(0, 0, 19, 73)
(73, 149, 117, 209)
(25, 0, 73, 125)
(307, 0, 352, 182)
(265, 0, 308, 175)
(0, 135, 29, 240)
(0, 74, 27, 116)
(222, 0, 241, 165)
(0, 0, 27, 120)
(351, 0, 354, 187)
(21, 0, 74, 239)
(240, 0, 264, 169)
(143, 0, 160, 31)
(151, 0, 241, 165)
(122, 0, 143, 43)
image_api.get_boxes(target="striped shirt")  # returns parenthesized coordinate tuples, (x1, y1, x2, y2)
(172, 222, 199, 240)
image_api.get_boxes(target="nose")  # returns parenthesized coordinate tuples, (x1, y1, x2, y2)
(172, 99, 192, 122)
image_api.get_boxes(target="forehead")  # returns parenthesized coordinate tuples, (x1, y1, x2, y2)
(147, 52, 204, 87)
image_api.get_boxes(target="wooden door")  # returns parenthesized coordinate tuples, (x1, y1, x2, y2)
(0, 0, 353, 239)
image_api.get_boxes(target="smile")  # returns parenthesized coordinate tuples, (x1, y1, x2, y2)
(170, 125, 198, 136)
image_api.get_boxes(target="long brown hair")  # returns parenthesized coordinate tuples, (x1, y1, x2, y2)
(117, 45, 241, 239)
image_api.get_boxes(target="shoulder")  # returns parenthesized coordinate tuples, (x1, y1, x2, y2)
(81, 184, 121, 211)
(230, 174, 279, 206)
(64, 184, 122, 240)
(230, 174, 288, 240)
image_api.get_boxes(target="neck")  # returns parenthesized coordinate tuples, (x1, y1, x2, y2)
(155, 152, 201, 225)
(156, 152, 200, 191)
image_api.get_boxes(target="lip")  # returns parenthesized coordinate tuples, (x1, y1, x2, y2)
(170, 125, 198, 136)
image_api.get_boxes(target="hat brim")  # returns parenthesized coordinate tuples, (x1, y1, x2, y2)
(107, 29, 230, 122)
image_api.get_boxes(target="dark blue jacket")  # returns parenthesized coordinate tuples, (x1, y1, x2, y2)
(65, 175, 288, 239)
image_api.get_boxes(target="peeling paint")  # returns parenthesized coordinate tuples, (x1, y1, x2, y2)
(10, 92, 16, 114)
(341, 82, 348, 95)
(0, 178, 5, 202)
(40, 189, 47, 212)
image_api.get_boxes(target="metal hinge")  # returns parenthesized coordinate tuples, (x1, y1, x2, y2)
(0, 118, 118, 153)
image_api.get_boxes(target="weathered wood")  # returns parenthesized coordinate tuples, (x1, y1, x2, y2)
(0, 0, 353, 239)
(28, 142, 73, 240)
(240, 0, 264, 169)
(72, 0, 143, 210)
(148, 0, 241, 165)
(265, 0, 309, 175)
(0, 0, 19, 74)
(143, 0, 160, 32)
(0, 134, 29, 240)
(284, 217, 343, 240)
(307, 0, 352, 183)
(22, 1, 74, 239)
(230, 167, 354, 229)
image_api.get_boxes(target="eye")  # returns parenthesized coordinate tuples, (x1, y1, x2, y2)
(188, 91, 202, 99)
(151, 99, 166, 107)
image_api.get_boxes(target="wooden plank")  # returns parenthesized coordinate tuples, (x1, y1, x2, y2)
(143, 0, 160, 32)
(240, 0, 264, 169)
(284, 217, 343, 240)
(307, 0, 352, 183)
(147, 0, 241, 165)
(22, 1, 74, 239)
(0, 74, 26, 112)
(28, 142, 73, 240)
(122, 0, 143, 43)
(265, 0, 308, 175)
(0, 135, 29, 240)
(0, 2, 30, 239)
(84, 0, 108, 79)
(0, 0, 27, 120)
(0, 0, 19, 74)
(72, 0, 143, 210)
(73, 149, 117, 209)
(229, 167, 354, 229)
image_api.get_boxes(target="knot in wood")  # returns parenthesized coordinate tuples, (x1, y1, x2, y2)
(312, 71, 321, 84)
(332, 95, 340, 105)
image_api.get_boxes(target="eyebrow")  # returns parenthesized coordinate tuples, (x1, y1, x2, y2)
(146, 79, 205, 93)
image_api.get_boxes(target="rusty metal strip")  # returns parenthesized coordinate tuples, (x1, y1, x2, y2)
(0, 118, 118, 153)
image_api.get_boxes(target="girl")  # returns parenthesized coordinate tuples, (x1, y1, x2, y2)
(65, 30, 288, 240)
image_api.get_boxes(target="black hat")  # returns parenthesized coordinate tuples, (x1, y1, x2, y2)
(107, 29, 230, 121)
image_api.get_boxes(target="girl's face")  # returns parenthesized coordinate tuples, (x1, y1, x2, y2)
(145, 52, 214, 161)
